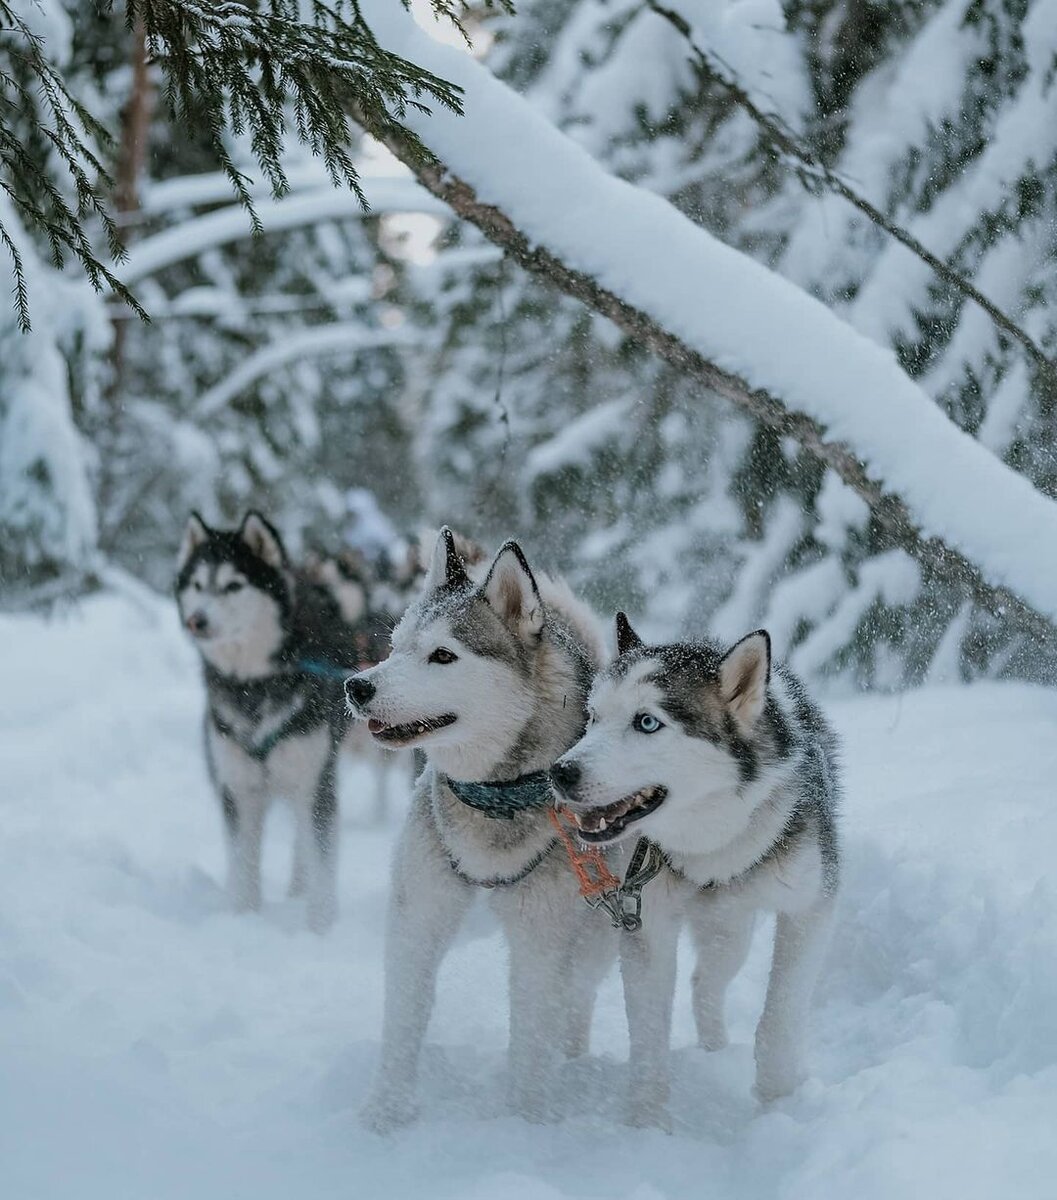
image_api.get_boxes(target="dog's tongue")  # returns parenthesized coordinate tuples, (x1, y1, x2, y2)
(367, 719, 386, 734)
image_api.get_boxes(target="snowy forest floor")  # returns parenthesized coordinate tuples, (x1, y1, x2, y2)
(2, 593, 1056, 1200)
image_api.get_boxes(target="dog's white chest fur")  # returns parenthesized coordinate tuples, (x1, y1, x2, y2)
(430, 774, 558, 883)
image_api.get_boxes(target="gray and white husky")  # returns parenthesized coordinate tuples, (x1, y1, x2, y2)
(176, 511, 358, 932)
(345, 529, 617, 1131)
(551, 613, 840, 1116)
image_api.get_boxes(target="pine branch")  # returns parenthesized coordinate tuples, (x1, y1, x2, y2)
(645, 0, 1057, 394)
(128, 0, 466, 224)
(351, 106, 1057, 651)
(0, 0, 486, 328)
(0, 1, 146, 329)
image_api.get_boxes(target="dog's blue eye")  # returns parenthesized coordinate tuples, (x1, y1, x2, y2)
(633, 712, 663, 734)
(429, 647, 458, 665)
(224, 581, 243, 594)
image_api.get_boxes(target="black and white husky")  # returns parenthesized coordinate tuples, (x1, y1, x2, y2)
(551, 614, 840, 1116)
(176, 512, 358, 932)
(345, 529, 618, 1131)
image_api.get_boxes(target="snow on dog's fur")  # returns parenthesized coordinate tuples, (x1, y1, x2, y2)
(551, 613, 840, 1118)
(345, 529, 618, 1131)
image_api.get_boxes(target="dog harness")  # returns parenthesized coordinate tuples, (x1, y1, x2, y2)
(443, 771, 668, 926)
(547, 809, 668, 932)
(210, 702, 312, 761)
(594, 835, 668, 931)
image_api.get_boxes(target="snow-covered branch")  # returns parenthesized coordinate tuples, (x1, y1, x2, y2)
(196, 323, 415, 416)
(352, 0, 1057, 645)
(646, 0, 1057, 394)
(122, 177, 445, 284)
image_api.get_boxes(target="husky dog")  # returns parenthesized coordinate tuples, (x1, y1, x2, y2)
(302, 547, 387, 651)
(176, 511, 358, 932)
(307, 529, 486, 647)
(345, 529, 617, 1131)
(551, 613, 840, 1116)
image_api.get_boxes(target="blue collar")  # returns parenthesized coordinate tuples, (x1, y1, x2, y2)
(294, 657, 351, 681)
(445, 771, 554, 819)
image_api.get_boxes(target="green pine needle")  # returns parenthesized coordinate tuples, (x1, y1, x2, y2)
(0, 0, 495, 329)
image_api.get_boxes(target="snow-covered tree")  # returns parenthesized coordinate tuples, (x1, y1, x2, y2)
(0, 0, 459, 594)
(407, 0, 1057, 686)
(6, 0, 1057, 698)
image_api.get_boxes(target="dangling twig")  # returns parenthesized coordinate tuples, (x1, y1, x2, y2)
(473, 254, 512, 520)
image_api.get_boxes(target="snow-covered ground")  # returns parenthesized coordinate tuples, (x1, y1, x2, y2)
(2, 593, 1056, 1199)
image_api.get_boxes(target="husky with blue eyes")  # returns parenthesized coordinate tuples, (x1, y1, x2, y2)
(551, 613, 840, 1117)
(345, 529, 617, 1132)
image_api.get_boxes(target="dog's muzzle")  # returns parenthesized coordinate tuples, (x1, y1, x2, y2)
(344, 673, 375, 711)
(549, 759, 581, 799)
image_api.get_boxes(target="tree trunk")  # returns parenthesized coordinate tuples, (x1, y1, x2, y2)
(103, 17, 154, 530)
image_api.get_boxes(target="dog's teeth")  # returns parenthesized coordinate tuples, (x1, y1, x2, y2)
(571, 812, 585, 829)
(597, 817, 607, 831)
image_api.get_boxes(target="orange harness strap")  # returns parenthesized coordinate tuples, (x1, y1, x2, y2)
(547, 807, 622, 899)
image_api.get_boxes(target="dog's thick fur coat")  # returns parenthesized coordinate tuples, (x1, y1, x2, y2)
(552, 615, 840, 1119)
(346, 530, 618, 1130)
(176, 511, 359, 932)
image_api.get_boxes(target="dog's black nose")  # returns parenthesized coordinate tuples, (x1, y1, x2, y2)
(550, 759, 581, 796)
(187, 611, 209, 637)
(344, 673, 375, 709)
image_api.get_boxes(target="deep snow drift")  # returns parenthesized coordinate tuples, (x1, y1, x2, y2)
(2, 593, 1056, 1199)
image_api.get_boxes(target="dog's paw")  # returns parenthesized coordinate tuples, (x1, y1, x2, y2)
(753, 1056, 804, 1104)
(624, 1100, 673, 1134)
(359, 1090, 418, 1135)
(696, 1023, 729, 1053)
(306, 897, 337, 935)
(754, 1021, 806, 1103)
(625, 1079, 673, 1133)
(508, 1090, 553, 1125)
(228, 886, 262, 914)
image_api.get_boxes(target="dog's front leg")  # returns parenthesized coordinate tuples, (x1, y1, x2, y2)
(222, 783, 266, 912)
(502, 896, 571, 1123)
(207, 726, 265, 913)
(288, 817, 308, 898)
(687, 895, 756, 1051)
(370, 747, 391, 827)
(272, 729, 340, 932)
(304, 750, 339, 933)
(620, 875, 688, 1130)
(754, 895, 835, 1102)
(360, 802, 474, 1134)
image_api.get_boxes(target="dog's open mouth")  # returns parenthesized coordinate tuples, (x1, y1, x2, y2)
(367, 713, 457, 746)
(564, 785, 667, 843)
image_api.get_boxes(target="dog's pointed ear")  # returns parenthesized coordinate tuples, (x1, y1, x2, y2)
(424, 526, 469, 591)
(239, 511, 287, 569)
(719, 630, 771, 732)
(615, 611, 644, 657)
(178, 511, 210, 569)
(482, 541, 544, 641)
